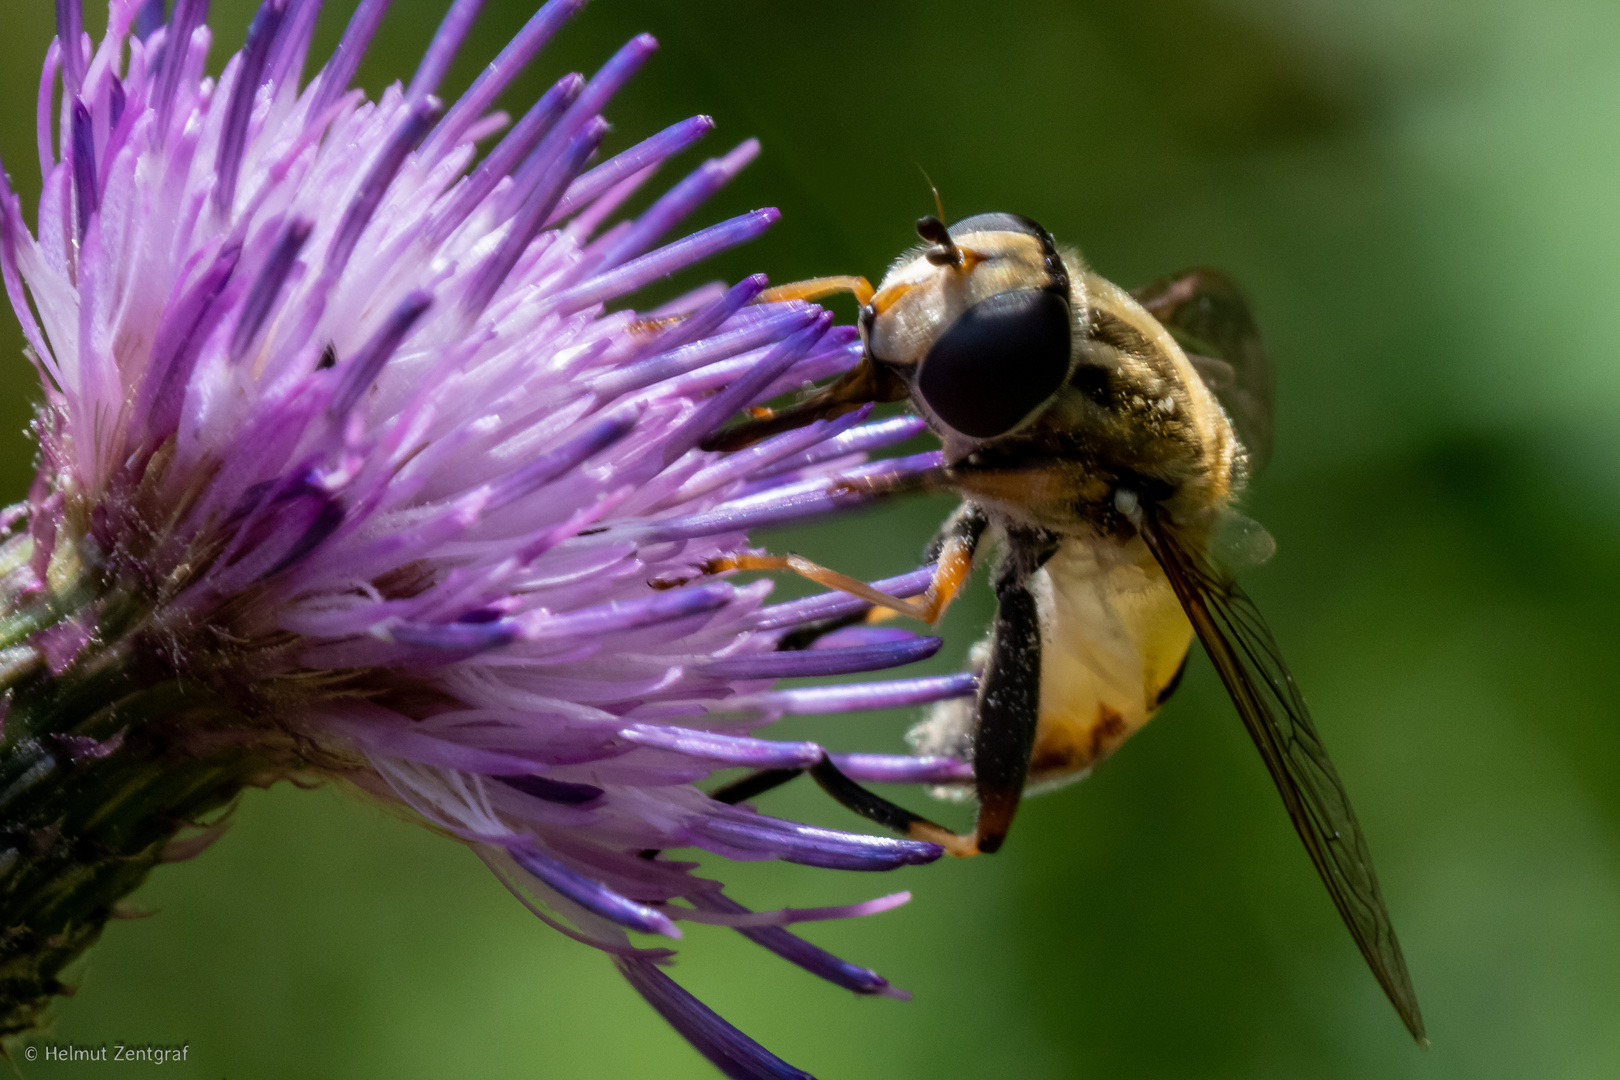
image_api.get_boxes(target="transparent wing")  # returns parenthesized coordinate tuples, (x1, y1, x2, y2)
(1132, 268, 1273, 475)
(1142, 513, 1426, 1043)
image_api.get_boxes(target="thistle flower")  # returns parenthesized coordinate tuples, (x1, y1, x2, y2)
(0, 2, 972, 1074)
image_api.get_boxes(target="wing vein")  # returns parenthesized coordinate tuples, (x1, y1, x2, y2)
(1142, 513, 1426, 1043)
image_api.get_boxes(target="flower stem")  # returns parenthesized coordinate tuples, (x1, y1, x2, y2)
(0, 661, 260, 1035)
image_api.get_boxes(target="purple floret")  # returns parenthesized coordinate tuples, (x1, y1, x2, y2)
(0, 2, 979, 1076)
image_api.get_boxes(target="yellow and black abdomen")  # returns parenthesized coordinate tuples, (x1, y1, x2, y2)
(1023, 535, 1193, 791)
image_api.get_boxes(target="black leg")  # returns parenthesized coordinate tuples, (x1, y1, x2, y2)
(644, 767, 812, 858)
(708, 757, 954, 836)
(707, 767, 808, 806)
(807, 758, 954, 839)
(700, 354, 909, 452)
(700, 755, 965, 855)
(774, 609, 870, 652)
(968, 537, 1050, 854)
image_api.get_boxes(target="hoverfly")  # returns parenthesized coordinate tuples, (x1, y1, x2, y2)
(697, 211, 1424, 1042)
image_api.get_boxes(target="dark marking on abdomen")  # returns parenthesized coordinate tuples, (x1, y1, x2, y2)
(1155, 651, 1191, 706)
(1086, 703, 1126, 763)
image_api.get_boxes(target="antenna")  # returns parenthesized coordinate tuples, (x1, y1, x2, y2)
(914, 167, 962, 267)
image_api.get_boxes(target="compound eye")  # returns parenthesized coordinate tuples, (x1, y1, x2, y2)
(915, 288, 1072, 439)
(948, 212, 1049, 242)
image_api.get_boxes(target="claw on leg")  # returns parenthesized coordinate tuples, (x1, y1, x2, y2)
(904, 820, 982, 857)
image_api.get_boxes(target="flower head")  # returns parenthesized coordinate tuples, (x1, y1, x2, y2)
(0, 2, 969, 1074)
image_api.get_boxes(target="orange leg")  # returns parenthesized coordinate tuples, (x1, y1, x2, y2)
(707, 537, 973, 627)
(708, 501, 985, 624)
(758, 276, 875, 306)
(866, 279, 916, 315)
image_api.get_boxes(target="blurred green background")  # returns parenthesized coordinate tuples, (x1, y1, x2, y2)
(6, 0, 1620, 1076)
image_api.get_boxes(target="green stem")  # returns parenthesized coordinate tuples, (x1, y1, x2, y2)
(0, 658, 261, 1035)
